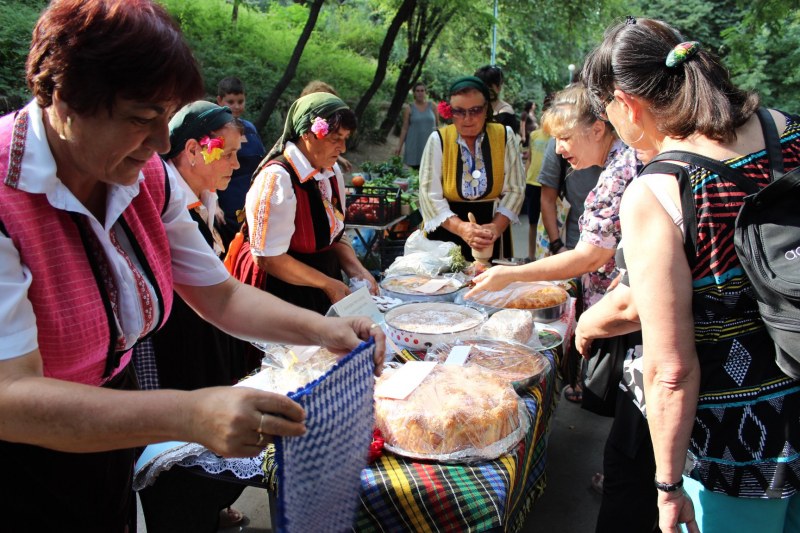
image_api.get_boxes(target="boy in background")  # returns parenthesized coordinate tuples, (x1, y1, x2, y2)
(216, 76, 267, 248)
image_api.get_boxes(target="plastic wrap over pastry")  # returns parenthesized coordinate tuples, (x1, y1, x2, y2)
(374, 364, 529, 463)
(462, 281, 569, 322)
(478, 309, 536, 344)
(425, 338, 551, 391)
(252, 344, 341, 395)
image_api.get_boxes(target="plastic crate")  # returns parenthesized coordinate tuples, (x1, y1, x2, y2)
(345, 186, 401, 225)
(379, 238, 407, 272)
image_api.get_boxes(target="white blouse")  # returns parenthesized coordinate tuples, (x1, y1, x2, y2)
(0, 102, 230, 360)
(246, 141, 345, 257)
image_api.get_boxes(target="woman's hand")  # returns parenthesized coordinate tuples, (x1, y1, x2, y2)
(460, 222, 495, 250)
(467, 265, 514, 295)
(187, 386, 306, 458)
(657, 490, 700, 533)
(313, 316, 386, 376)
(574, 322, 594, 358)
(322, 278, 351, 303)
(362, 271, 379, 295)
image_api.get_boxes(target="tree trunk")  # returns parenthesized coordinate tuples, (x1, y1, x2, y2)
(231, 0, 239, 24)
(254, 0, 325, 132)
(350, 0, 417, 147)
(378, 3, 450, 139)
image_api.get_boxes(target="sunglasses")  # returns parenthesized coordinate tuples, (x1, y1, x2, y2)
(451, 104, 486, 119)
(597, 94, 615, 121)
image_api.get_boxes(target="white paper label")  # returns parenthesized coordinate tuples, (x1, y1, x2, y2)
(374, 361, 437, 400)
(327, 286, 382, 322)
(412, 278, 453, 294)
(444, 345, 471, 366)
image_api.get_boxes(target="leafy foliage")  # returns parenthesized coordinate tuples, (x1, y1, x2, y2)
(0, 0, 46, 111)
(633, 0, 800, 110)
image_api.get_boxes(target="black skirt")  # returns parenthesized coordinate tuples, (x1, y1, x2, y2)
(0, 365, 140, 533)
(426, 200, 513, 261)
(265, 247, 342, 315)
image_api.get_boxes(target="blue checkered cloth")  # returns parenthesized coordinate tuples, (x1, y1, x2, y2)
(273, 339, 376, 533)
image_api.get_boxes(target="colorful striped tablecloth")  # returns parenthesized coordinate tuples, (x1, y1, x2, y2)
(354, 348, 557, 532)
(145, 348, 559, 532)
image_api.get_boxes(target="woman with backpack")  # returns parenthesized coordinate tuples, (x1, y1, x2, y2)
(583, 17, 800, 533)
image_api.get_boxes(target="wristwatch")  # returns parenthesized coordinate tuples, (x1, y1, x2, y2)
(654, 478, 684, 492)
(549, 238, 564, 254)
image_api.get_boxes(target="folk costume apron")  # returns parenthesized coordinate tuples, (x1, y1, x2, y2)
(232, 155, 345, 315)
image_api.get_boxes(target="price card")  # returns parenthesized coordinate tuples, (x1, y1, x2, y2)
(326, 286, 382, 323)
(444, 345, 471, 366)
(375, 361, 437, 400)
(412, 278, 453, 294)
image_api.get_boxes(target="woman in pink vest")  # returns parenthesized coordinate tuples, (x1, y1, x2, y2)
(0, 1, 384, 531)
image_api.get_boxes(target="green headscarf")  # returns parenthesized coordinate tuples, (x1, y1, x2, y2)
(266, 92, 349, 160)
(448, 76, 491, 103)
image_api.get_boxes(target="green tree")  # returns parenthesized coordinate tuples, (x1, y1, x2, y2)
(352, 0, 416, 144)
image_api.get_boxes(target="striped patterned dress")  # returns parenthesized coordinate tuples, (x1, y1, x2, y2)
(686, 112, 800, 499)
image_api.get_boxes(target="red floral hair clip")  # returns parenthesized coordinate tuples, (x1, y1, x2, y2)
(437, 101, 453, 120)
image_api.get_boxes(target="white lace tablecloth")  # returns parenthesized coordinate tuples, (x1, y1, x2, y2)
(133, 441, 266, 491)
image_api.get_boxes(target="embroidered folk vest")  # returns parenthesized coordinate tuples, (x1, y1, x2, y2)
(270, 156, 344, 255)
(0, 109, 174, 386)
(438, 123, 506, 202)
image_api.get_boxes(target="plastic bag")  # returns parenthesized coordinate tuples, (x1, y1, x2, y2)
(348, 277, 371, 292)
(383, 230, 460, 277)
(425, 338, 551, 391)
(374, 364, 528, 463)
(464, 281, 568, 310)
(254, 344, 340, 395)
(478, 309, 537, 344)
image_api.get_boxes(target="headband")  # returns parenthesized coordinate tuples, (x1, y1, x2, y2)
(448, 76, 491, 103)
(166, 101, 233, 160)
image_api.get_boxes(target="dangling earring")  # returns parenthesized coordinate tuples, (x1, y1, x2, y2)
(625, 125, 645, 146)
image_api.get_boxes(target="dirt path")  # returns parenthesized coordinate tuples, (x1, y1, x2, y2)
(345, 132, 401, 173)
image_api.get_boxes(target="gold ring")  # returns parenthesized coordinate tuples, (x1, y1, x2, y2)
(258, 413, 266, 434)
(256, 432, 266, 447)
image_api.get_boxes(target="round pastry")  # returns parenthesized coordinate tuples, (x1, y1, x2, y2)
(374, 364, 520, 457)
(426, 338, 550, 385)
(466, 282, 568, 310)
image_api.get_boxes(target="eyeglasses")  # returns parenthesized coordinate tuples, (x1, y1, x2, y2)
(597, 94, 615, 121)
(451, 104, 486, 119)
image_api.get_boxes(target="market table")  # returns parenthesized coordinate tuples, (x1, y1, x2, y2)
(135, 351, 558, 533)
(135, 301, 575, 532)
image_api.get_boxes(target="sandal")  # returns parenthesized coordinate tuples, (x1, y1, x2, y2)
(564, 384, 583, 403)
(591, 472, 604, 495)
(218, 506, 246, 528)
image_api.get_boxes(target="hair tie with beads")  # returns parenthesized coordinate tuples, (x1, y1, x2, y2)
(666, 41, 701, 68)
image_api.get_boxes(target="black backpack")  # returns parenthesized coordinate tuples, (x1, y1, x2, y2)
(640, 108, 800, 379)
